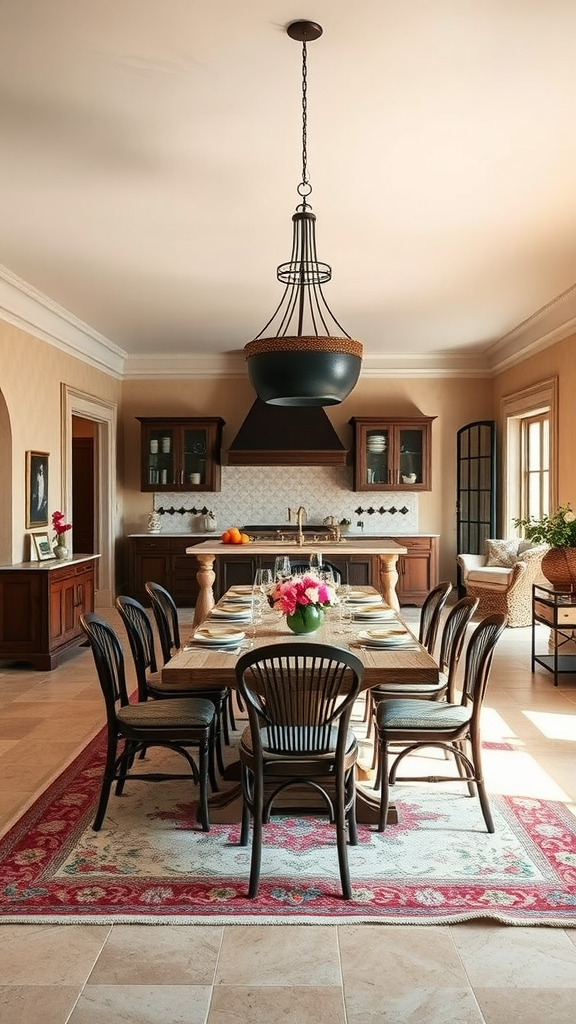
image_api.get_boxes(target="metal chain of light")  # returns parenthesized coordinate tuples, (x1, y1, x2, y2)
(297, 40, 313, 205)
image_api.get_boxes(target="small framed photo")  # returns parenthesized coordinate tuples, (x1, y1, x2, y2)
(32, 532, 54, 561)
(26, 450, 49, 528)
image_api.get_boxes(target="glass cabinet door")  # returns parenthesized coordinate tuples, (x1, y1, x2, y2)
(350, 416, 434, 491)
(182, 427, 208, 487)
(365, 428, 391, 485)
(146, 427, 176, 488)
(398, 427, 424, 486)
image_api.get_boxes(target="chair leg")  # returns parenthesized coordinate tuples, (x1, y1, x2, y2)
(346, 767, 358, 846)
(377, 741, 391, 832)
(247, 769, 264, 898)
(197, 737, 211, 832)
(214, 704, 227, 778)
(93, 733, 118, 831)
(239, 765, 251, 847)
(207, 721, 219, 794)
(222, 694, 231, 745)
(470, 735, 494, 833)
(335, 766, 353, 900)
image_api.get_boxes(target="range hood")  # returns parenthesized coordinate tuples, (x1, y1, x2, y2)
(226, 398, 348, 466)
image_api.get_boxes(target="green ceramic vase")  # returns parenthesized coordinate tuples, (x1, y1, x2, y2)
(285, 605, 324, 635)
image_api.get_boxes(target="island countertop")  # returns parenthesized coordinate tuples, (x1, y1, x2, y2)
(187, 537, 408, 624)
(186, 537, 407, 555)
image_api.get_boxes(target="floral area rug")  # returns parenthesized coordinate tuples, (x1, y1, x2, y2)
(1, 729, 576, 924)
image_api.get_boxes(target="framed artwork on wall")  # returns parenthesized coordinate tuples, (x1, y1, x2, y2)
(32, 532, 54, 561)
(26, 450, 49, 528)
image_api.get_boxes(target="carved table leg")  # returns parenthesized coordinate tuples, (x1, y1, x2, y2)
(193, 553, 216, 627)
(378, 553, 400, 612)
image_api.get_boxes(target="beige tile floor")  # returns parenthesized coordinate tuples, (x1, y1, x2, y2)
(1, 606, 576, 1023)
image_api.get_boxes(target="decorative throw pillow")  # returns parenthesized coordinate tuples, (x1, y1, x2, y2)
(518, 539, 535, 555)
(485, 538, 520, 567)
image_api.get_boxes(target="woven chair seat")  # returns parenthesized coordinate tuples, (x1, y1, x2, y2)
(376, 698, 471, 732)
(118, 697, 215, 729)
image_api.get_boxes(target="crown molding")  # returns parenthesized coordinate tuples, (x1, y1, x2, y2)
(487, 282, 576, 373)
(1, 263, 575, 382)
(0, 264, 126, 378)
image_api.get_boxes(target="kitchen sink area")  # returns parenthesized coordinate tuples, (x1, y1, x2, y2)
(241, 525, 345, 544)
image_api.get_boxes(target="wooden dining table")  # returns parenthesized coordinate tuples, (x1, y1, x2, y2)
(161, 587, 439, 825)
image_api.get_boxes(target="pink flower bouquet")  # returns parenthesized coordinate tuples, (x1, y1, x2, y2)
(268, 572, 338, 617)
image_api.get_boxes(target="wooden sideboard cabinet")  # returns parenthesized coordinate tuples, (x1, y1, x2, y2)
(394, 536, 438, 606)
(0, 555, 98, 670)
(128, 536, 206, 607)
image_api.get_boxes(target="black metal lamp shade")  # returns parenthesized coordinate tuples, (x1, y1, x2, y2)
(245, 336, 363, 406)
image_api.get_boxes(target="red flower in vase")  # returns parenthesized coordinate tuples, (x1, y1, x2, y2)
(51, 510, 72, 544)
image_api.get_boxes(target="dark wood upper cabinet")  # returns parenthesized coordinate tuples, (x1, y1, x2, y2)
(349, 416, 435, 491)
(138, 417, 225, 492)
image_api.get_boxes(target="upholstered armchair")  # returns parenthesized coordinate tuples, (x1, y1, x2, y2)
(457, 539, 548, 627)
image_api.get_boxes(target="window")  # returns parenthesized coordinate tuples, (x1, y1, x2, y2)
(502, 377, 557, 535)
(522, 413, 549, 521)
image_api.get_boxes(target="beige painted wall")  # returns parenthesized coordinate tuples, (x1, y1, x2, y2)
(121, 374, 494, 583)
(0, 320, 122, 563)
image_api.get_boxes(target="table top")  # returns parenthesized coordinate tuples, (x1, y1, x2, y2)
(187, 538, 408, 556)
(161, 588, 438, 692)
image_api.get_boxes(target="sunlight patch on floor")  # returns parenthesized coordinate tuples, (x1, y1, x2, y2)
(483, 749, 571, 801)
(523, 708, 576, 741)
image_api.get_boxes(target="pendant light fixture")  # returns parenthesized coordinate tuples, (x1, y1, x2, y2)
(244, 20, 363, 407)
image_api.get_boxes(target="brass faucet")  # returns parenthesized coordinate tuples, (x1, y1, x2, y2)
(287, 506, 307, 546)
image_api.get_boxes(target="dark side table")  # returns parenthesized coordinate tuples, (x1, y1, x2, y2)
(532, 583, 576, 686)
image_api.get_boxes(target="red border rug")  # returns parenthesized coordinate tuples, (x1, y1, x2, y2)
(1, 729, 576, 924)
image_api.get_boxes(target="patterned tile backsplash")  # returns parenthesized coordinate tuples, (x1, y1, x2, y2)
(153, 465, 418, 534)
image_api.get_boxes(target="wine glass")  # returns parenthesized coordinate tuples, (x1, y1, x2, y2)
(309, 551, 323, 572)
(254, 568, 273, 592)
(274, 556, 291, 580)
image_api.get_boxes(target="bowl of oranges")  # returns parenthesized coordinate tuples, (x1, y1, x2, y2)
(221, 527, 251, 545)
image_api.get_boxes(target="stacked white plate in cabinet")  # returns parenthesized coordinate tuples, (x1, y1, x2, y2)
(367, 434, 386, 452)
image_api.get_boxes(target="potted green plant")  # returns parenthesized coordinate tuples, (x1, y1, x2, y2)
(514, 503, 576, 591)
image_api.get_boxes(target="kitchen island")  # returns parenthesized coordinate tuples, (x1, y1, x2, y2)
(187, 537, 407, 626)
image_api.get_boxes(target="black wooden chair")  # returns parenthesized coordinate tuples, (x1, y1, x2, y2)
(80, 612, 215, 832)
(116, 594, 225, 782)
(374, 612, 507, 832)
(364, 580, 453, 733)
(235, 642, 364, 900)
(144, 580, 235, 743)
(371, 595, 480, 787)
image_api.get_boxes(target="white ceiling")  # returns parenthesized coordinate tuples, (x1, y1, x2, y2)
(2, 0, 576, 378)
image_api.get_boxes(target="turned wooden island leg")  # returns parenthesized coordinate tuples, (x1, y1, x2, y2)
(193, 553, 217, 626)
(378, 553, 401, 612)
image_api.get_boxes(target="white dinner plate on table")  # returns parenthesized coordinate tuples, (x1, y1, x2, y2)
(357, 628, 412, 648)
(223, 595, 253, 604)
(345, 591, 384, 604)
(191, 627, 246, 645)
(210, 604, 251, 619)
(353, 606, 396, 620)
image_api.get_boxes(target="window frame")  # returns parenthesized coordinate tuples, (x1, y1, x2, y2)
(501, 377, 557, 536)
